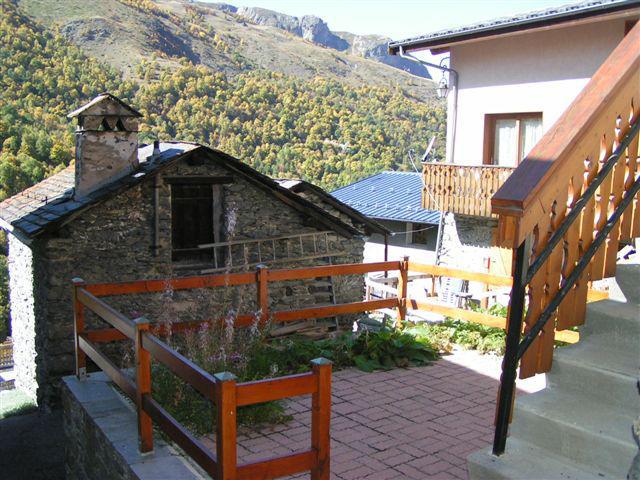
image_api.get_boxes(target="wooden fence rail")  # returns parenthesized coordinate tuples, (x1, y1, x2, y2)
(72, 258, 597, 477)
(73, 279, 332, 479)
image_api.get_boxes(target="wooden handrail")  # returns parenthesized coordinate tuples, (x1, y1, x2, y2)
(76, 288, 136, 339)
(77, 333, 136, 399)
(490, 21, 640, 457)
(237, 451, 315, 480)
(141, 331, 216, 401)
(142, 395, 218, 474)
(236, 372, 317, 406)
(489, 22, 640, 379)
(492, 23, 640, 245)
(407, 262, 513, 286)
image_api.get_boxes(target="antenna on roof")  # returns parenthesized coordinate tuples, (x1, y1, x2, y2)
(421, 136, 436, 163)
(408, 136, 437, 174)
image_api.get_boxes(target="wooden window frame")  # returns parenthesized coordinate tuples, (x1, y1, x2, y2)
(483, 112, 543, 166)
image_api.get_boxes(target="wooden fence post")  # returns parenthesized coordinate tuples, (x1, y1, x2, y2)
(134, 317, 153, 453)
(311, 358, 332, 480)
(215, 372, 237, 480)
(72, 278, 86, 379)
(395, 257, 409, 328)
(256, 265, 269, 325)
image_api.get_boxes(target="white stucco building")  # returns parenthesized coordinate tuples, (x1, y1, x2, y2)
(389, 0, 640, 276)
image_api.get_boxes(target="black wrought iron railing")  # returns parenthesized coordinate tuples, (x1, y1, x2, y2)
(492, 118, 640, 455)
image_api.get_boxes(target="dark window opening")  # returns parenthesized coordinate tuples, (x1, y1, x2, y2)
(171, 183, 222, 262)
(411, 223, 432, 246)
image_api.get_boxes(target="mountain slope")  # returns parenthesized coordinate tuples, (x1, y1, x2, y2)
(17, 0, 435, 102)
(2, 0, 445, 195)
(226, 4, 431, 78)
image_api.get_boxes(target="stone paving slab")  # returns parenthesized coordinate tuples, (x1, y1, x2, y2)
(201, 350, 544, 479)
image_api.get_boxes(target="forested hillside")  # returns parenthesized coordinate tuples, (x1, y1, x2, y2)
(0, 0, 445, 338)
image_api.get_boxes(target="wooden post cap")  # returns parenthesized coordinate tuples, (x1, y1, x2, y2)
(311, 358, 332, 367)
(214, 372, 237, 382)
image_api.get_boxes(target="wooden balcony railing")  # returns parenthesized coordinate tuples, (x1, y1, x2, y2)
(491, 22, 640, 455)
(422, 163, 514, 217)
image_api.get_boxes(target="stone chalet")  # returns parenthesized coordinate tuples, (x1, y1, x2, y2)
(0, 93, 388, 406)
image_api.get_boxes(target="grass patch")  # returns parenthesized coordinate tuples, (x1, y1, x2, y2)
(0, 389, 37, 419)
(406, 319, 507, 355)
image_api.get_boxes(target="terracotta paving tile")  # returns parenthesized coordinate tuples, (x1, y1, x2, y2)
(196, 350, 544, 479)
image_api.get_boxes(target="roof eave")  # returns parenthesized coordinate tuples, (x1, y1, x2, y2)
(389, 1, 640, 54)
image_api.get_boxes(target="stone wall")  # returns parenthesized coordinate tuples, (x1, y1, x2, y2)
(8, 236, 38, 401)
(437, 213, 511, 290)
(23, 151, 363, 406)
(62, 372, 201, 480)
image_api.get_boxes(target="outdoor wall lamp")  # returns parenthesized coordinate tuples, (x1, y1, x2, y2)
(436, 75, 449, 99)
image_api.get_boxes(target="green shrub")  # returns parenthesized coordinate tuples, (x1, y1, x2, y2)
(349, 328, 438, 373)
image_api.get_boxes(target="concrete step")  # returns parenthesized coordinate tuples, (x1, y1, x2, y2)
(510, 388, 637, 478)
(548, 340, 639, 410)
(579, 299, 640, 349)
(609, 263, 640, 305)
(467, 438, 613, 480)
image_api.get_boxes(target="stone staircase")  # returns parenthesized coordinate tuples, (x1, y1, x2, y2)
(468, 262, 640, 479)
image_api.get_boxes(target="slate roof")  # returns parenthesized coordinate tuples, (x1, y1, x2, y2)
(389, 0, 640, 53)
(0, 142, 365, 240)
(0, 143, 198, 238)
(331, 172, 441, 225)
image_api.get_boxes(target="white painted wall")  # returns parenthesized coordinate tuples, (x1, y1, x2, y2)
(448, 17, 627, 164)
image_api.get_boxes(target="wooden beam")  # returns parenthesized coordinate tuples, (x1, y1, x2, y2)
(237, 451, 314, 480)
(143, 396, 217, 477)
(85, 272, 255, 296)
(268, 261, 400, 282)
(272, 298, 398, 323)
(407, 299, 578, 343)
(407, 262, 513, 286)
(236, 372, 316, 407)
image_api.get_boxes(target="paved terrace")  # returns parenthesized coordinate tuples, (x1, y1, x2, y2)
(202, 350, 543, 480)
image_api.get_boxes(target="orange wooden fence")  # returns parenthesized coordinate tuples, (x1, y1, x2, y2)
(73, 277, 333, 479)
(72, 258, 593, 477)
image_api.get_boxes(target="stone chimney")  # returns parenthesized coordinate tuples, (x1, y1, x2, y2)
(68, 93, 142, 198)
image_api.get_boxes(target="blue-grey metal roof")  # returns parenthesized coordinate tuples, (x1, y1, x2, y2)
(331, 172, 441, 225)
(389, 0, 640, 53)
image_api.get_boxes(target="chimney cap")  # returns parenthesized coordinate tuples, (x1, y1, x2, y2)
(67, 93, 143, 119)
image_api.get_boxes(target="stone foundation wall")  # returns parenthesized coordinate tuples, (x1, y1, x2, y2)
(62, 372, 200, 480)
(20, 152, 363, 406)
(438, 213, 510, 292)
(439, 213, 496, 269)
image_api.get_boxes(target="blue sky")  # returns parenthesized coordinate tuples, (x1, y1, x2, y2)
(202, 0, 582, 41)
